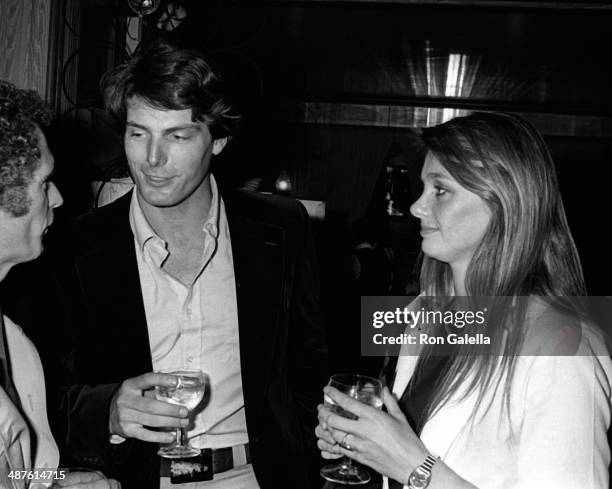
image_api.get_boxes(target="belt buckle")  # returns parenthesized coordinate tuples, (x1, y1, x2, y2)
(169, 449, 214, 484)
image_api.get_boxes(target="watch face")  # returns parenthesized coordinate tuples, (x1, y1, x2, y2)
(408, 467, 431, 489)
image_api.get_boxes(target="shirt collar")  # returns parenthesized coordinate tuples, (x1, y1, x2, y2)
(129, 174, 221, 253)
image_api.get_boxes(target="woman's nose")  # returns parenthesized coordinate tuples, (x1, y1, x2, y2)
(410, 193, 428, 219)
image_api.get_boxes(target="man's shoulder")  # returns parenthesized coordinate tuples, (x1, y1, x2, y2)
(224, 189, 308, 227)
(73, 191, 132, 230)
(51, 192, 132, 256)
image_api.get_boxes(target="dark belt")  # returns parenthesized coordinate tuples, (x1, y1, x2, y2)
(160, 444, 251, 478)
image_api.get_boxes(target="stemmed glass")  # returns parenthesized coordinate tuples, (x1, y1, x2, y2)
(155, 368, 208, 458)
(320, 374, 383, 485)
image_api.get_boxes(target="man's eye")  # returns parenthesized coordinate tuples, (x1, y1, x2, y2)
(128, 131, 144, 138)
(172, 134, 189, 141)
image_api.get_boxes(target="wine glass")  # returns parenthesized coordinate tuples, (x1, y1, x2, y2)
(155, 368, 208, 458)
(320, 374, 383, 485)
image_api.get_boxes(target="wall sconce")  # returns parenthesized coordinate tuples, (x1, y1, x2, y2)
(274, 170, 293, 196)
(127, 0, 161, 16)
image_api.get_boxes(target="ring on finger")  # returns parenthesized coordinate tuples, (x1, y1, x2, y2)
(340, 432, 353, 451)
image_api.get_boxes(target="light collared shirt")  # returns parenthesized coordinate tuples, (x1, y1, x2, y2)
(130, 176, 258, 487)
(1, 316, 59, 489)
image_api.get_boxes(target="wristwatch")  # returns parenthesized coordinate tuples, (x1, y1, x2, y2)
(406, 453, 440, 489)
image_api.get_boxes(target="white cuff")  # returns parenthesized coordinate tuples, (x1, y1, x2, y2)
(109, 434, 126, 444)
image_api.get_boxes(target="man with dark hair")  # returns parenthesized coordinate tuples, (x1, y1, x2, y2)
(0, 80, 118, 489)
(18, 43, 328, 489)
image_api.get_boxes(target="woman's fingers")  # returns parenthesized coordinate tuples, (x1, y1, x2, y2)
(317, 438, 343, 459)
(320, 394, 361, 434)
(324, 386, 371, 419)
(316, 421, 364, 456)
(317, 403, 331, 429)
(315, 424, 337, 445)
(328, 428, 363, 452)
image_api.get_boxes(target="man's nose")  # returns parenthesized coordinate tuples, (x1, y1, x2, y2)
(49, 182, 63, 209)
(147, 140, 168, 167)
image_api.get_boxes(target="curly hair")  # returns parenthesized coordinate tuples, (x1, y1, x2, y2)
(101, 41, 240, 139)
(0, 80, 52, 216)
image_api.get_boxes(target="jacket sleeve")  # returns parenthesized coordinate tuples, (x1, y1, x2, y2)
(2, 255, 134, 470)
(56, 382, 130, 467)
(50, 259, 138, 469)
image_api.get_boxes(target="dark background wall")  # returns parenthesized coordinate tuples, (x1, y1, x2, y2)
(25, 0, 612, 374)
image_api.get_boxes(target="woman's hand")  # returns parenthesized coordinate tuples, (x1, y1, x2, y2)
(316, 385, 428, 484)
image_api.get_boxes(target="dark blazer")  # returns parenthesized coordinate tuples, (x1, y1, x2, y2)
(9, 188, 328, 489)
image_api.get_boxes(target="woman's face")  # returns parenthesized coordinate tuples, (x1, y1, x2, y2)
(410, 152, 491, 271)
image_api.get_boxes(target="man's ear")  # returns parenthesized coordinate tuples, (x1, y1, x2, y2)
(212, 137, 228, 155)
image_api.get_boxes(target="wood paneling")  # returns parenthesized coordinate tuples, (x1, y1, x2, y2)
(46, 0, 80, 114)
(285, 102, 612, 138)
(267, 0, 612, 9)
(0, 0, 51, 97)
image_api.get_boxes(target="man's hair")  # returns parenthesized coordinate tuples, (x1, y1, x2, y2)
(101, 41, 240, 139)
(0, 80, 52, 216)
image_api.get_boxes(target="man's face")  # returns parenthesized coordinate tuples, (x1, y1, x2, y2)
(124, 96, 227, 211)
(0, 128, 63, 279)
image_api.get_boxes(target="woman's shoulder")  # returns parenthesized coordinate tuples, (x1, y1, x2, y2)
(512, 299, 612, 401)
(512, 298, 612, 407)
(520, 297, 609, 356)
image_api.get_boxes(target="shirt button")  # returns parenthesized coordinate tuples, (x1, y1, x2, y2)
(187, 355, 194, 363)
(186, 307, 192, 315)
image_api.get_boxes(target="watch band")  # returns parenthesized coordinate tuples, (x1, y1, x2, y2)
(406, 453, 440, 489)
(421, 454, 438, 475)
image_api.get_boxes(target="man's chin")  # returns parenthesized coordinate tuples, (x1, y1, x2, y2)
(32, 243, 44, 260)
(15, 247, 42, 266)
(138, 187, 177, 207)
(141, 197, 180, 208)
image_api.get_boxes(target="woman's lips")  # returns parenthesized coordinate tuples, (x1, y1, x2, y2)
(420, 227, 438, 237)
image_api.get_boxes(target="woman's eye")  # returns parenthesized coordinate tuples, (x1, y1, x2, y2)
(434, 185, 447, 196)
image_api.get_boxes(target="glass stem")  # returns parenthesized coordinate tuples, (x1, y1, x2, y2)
(340, 455, 355, 474)
(175, 428, 182, 447)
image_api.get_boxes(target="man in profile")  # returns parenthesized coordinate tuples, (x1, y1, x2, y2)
(0, 80, 118, 489)
(12, 43, 328, 489)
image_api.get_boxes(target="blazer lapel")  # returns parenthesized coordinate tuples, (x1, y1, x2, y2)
(226, 199, 285, 421)
(71, 194, 153, 382)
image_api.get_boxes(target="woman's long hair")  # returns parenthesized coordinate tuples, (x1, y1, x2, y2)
(415, 112, 586, 423)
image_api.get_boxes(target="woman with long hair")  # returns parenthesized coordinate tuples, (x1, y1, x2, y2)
(316, 112, 611, 488)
